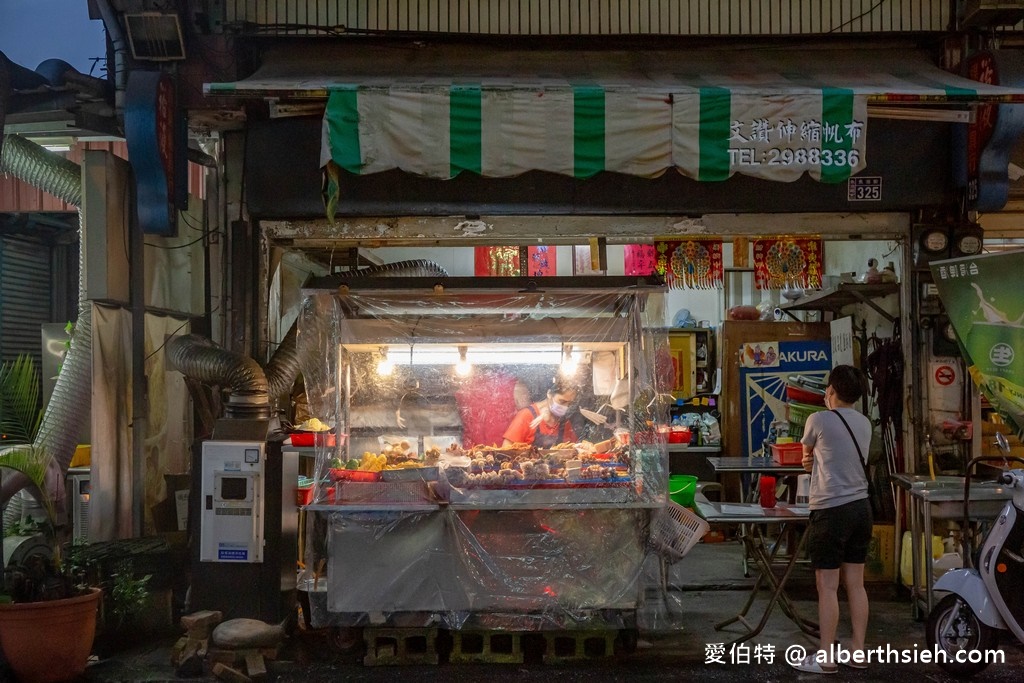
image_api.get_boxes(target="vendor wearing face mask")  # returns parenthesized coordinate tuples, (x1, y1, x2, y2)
(502, 378, 580, 448)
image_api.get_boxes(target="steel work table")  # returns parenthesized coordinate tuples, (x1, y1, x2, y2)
(705, 456, 808, 475)
(706, 456, 807, 503)
(707, 456, 809, 575)
(694, 499, 817, 645)
(892, 474, 1012, 618)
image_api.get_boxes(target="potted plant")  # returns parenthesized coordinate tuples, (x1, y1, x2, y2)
(0, 354, 102, 683)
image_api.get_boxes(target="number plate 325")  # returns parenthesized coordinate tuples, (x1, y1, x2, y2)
(847, 176, 882, 201)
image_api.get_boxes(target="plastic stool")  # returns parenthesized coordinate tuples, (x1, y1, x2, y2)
(695, 481, 722, 501)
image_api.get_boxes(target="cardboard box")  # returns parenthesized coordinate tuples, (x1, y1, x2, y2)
(864, 523, 896, 582)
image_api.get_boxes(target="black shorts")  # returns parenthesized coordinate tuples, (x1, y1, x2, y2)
(807, 498, 873, 570)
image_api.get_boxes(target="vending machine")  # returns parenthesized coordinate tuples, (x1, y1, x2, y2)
(191, 421, 298, 622)
(199, 441, 266, 563)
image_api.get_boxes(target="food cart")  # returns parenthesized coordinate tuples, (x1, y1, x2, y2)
(293, 276, 672, 645)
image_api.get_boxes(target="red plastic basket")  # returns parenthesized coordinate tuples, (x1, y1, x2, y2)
(289, 432, 340, 447)
(771, 442, 804, 466)
(785, 384, 825, 405)
(296, 486, 335, 505)
(667, 428, 691, 444)
(329, 469, 381, 482)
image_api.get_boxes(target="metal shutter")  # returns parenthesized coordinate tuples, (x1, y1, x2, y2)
(0, 235, 52, 370)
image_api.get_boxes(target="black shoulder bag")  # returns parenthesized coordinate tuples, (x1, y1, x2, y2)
(831, 409, 873, 495)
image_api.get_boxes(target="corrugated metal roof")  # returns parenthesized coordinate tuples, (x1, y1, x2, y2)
(206, 44, 1024, 102)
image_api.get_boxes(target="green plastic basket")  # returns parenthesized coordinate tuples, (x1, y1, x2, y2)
(787, 401, 827, 439)
(668, 474, 698, 507)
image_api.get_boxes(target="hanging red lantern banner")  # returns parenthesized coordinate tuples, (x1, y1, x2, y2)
(624, 244, 657, 276)
(654, 237, 724, 289)
(474, 246, 556, 276)
(753, 236, 823, 290)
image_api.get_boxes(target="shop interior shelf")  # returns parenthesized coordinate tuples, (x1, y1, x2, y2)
(780, 282, 899, 322)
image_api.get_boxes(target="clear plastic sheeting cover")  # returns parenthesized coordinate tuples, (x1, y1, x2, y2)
(294, 278, 673, 629)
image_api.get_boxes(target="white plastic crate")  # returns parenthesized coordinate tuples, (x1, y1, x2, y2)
(650, 501, 710, 564)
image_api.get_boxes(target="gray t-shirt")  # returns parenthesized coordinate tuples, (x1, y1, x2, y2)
(800, 407, 872, 511)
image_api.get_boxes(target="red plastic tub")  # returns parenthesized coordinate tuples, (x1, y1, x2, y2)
(771, 442, 804, 466)
(295, 486, 334, 505)
(668, 428, 691, 444)
(290, 432, 340, 447)
(785, 384, 825, 406)
(329, 469, 380, 482)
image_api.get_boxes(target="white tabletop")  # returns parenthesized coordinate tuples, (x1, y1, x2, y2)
(695, 499, 811, 524)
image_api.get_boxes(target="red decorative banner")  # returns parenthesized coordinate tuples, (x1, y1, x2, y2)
(474, 247, 555, 276)
(624, 244, 656, 275)
(654, 237, 724, 289)
(753, 236, 823, 290)
(528, 246, 555, 276)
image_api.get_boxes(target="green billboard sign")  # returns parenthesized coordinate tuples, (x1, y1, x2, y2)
(932, 250, 1024, 436)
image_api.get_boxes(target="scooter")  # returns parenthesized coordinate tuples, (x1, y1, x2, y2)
(926, 433, 1024, 676)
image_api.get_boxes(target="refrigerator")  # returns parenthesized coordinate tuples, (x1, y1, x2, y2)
(720, 321, 831, 457)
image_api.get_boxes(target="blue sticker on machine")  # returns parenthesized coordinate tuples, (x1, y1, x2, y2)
(218, 545, 248, 561)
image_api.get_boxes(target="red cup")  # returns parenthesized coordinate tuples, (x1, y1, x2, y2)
(759, 475, 777, 508)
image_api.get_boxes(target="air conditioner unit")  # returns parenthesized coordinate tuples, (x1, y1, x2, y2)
(124, 12, 186, 61)
(66, 468, 91, 544)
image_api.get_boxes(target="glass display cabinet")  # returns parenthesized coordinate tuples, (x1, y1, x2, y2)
(292, 276, 670, 632)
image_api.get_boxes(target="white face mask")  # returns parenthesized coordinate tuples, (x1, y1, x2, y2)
(549, 400, 569, 418)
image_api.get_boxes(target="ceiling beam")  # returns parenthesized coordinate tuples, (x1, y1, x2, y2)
(263, 213, 910, 248)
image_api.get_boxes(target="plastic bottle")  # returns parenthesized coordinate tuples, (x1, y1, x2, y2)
(759, 476, 777, 508)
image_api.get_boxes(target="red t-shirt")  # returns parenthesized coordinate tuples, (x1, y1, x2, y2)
(503, 403, 578, 446)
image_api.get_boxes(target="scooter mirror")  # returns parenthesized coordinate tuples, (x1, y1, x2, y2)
(995, 432, 1010, 454)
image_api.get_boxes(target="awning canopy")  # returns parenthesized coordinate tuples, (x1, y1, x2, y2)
(206, 45, 1024, 184)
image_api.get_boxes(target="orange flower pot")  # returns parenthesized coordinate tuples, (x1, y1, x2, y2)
(0, 587, 101, 683)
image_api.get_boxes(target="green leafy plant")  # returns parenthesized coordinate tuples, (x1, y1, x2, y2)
(0, 354, 79, 602)
(0, 354, 54, 522)
(109, 560, 152, 628)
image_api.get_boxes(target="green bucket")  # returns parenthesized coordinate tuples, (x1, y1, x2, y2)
(668, 474, 698, 507)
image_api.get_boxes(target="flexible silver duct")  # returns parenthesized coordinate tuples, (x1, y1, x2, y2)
(0, 134, 81, 205)
(264, 324, 300, 399)
(166, 335, 271, 419)
(170, 259, 449, 411)
(351, 260, 449, 279)
(262, 260, 450, 399)
(0, 135, 91, 524)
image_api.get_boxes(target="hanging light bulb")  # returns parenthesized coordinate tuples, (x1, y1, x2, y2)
(376, 346, 394, 376)
(455, 345, 472, 377)
(560, 344, 578, 376)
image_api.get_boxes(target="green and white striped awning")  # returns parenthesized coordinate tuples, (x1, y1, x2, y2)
(206, 45, 1024, 184)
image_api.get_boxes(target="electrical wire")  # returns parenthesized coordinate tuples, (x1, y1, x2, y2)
(143, 302, 222, 363)
(827, 0, 888, 34)
(144, 232, 210, 250)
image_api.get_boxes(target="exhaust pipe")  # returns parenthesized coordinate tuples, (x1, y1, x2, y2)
(0, 135, 91, 523)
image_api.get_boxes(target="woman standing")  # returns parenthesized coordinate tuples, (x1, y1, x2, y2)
(791, 364, 873, 674)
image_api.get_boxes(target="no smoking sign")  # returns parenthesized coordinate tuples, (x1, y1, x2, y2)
(934, 365, 956, 386)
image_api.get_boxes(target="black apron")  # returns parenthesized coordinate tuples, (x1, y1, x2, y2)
(526, 405, 567, 448)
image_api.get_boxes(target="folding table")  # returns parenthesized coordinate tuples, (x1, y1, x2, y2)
(694, 499, 818, 646)
(705, 456, 807, 503)
(705, 457, 808, 575)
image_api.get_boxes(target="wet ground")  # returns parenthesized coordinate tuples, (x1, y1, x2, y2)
(76, 542, 1024, 682)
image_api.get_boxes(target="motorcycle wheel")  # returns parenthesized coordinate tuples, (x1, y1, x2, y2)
(926, 594, 998, 677)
